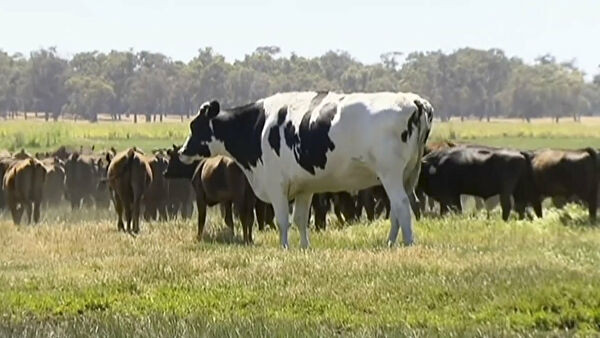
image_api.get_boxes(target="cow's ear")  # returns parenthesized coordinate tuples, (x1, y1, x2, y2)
(105, 152, 113, 164)
(207, 100, 220, 118)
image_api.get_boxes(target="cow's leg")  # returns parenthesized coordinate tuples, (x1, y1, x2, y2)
(236, 192, 255, 244)
(7, 195, 21, 225)
(132, 196, 142, 234)
(24, 202, 33, 224)
(587, 191, 597, 223)
(532, 198, 543, 219)
(158, 202, 168, 222)
(360, 190, 375, 221)
(124, 200, 133, 233)
(293, 193, 313, 249)
(500, 193, 512, 221)
(312, 195, 328, 231)
(222, 202, 234, 238)
(33, 199, 41, 223)
(255, 200, 266, 231)
(379, 175, 413, 246)
(195, 194, 207, 241)
(270, 193, 291, 249)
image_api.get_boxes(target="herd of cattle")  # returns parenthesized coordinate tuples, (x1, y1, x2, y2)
(0, 91, 598, 248)
(1, 141, 597, 239)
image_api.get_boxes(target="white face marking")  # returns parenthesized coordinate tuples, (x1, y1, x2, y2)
(178, 153, 201, 165)
(428, 165, 437, 175)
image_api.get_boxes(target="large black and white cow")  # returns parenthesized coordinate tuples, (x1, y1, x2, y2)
(178, 91, 434, 248)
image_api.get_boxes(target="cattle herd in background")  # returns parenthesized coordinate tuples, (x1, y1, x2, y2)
(1, 141, 598, 242)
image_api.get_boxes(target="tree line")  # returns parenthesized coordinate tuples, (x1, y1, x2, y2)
(0, 46, 599, 122)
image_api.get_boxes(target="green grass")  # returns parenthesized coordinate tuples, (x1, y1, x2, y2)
(1, 118, 600, 336)
(0, 204, 599, 336)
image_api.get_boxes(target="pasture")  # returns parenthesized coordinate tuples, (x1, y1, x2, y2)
(1, 118, 600, 336)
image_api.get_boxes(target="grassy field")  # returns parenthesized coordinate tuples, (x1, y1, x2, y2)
(1, 118, 600, 336)
(2, 116, 600, 153)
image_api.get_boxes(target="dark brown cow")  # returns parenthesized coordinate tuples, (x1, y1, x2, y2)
(528, 148, 599, 222)
(106, 148, 153, 234)
(3, 157, 47, 224)
(166, 178, 194, 219)
(64, 153, 99, 209)
(144, 152, 169, 221)
(39, 157, 66, 207)
(64, 149, 114, 209)
(164, 146, 255, 243)
(0, 155, 15, 210)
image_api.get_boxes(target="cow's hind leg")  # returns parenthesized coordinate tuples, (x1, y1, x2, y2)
(7, 195, 22, 225)
(24, 202, 33, 224)
(293, 193, 313, 249)
(587, 190, 597, 224)
(132, 196, 142, 234)
(379, 175, 413, 246)
(33, 199, 41, 223)
(222, 202, 234, 238)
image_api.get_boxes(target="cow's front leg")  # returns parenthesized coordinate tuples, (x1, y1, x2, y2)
(380, 174, 413, 247)
(271, 194, 291, 249)
(293, 193, 313, 249)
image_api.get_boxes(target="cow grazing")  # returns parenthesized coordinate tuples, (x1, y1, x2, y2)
(164, 146, 256, 243)
(106, 148, 153, 234)
(178, 91, 433, 248)
(528, 148, 599, 222)
(418, 145, 534, 221)
(3, 157, 47, 224)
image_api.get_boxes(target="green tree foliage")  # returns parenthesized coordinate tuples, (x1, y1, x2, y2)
(0, 47, 598, 122)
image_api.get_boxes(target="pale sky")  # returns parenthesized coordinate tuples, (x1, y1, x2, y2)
(1, 0, 599, 79)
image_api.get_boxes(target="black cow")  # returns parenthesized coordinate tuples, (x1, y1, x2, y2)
(417, 145, 534, 221)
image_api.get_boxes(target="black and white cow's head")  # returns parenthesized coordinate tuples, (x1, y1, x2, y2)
(178, 99, 267, 170)
(179, 101, 220, 164)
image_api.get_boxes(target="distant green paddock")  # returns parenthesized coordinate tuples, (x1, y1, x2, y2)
(2, 117, 600, 154)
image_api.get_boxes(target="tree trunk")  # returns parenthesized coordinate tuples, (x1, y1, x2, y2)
(44, 112, 49, 121)
(134, 113, 138, 123)
(159, 114, 163, 122)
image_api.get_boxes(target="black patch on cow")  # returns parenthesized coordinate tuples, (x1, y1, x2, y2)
(211, 102, 266, 170)
(268, 106, 288, 157)
(283, 102, 337, 175)
(401, 108, 422, 143)
(401, 131, 408, 142)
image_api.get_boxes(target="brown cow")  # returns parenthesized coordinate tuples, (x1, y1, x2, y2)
(3, 157, 47, 224)
(106, 148, 153, 234)
(64, 148, 114, 209)
(528, 148, 599, 222)
(39, 157, 66, 207)
(164, 146, 255, 243)
(144, 151, 169, 221)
